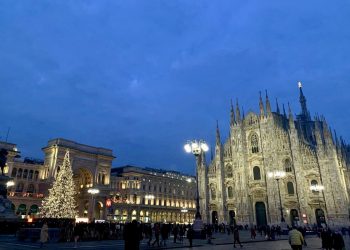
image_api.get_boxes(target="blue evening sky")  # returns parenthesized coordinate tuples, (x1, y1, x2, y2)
(1, 1, 349, 175)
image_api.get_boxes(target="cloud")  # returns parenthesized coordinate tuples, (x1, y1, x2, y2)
(1, 0, 350, 173)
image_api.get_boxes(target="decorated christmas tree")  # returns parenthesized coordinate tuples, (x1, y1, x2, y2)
(40, 150, 77, 218)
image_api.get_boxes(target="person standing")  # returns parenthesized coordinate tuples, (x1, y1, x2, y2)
(288, 226, 304, 250)
(233, 227, 243, 248)
(321, 228, 333, 250)
(40, 221, 49, 248)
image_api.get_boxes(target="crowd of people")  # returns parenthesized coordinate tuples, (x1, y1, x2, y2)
(1, 219, 349, 249)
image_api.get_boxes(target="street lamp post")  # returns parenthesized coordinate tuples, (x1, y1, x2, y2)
(184, 140, 209, 226)
(145, 194, 155, 223)
(87, 188, 99, 222)
(268, 171, 286, 223)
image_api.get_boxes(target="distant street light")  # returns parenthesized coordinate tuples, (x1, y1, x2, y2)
(268, 170, 286, 222)
(6, 180, 15, 188)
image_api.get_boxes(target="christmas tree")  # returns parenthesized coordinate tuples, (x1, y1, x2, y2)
(40, 150, 78, 218)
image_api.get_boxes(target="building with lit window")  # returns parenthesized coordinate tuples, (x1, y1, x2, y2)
(109, 166, 197, 223)
(1, 140, 197, 223)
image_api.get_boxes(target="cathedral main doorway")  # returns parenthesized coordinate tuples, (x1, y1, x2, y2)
(290, 209, 300, 226)
(315, 209, 326, 226)
(212, 211, 218, 225)
(255, 202, 267, 226)
(229, 210, 236, 226)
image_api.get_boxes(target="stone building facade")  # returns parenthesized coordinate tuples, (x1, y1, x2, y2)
(198, 85, 350, 227)
(109, 166, 196, 223)
(2, 139, 197, 223)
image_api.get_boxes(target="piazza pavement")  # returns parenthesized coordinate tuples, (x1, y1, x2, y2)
(0, 230, 350, 249)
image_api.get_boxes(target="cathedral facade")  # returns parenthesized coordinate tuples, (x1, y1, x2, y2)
(198, 85, 350, 228)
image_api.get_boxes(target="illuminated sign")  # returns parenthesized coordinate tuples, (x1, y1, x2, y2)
(106, 199, 112, 207)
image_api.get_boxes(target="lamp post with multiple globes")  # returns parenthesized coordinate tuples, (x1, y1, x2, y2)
(184, 140, 209, 230)
(87, 188, 99, 222)
(267, 170, 286, 223)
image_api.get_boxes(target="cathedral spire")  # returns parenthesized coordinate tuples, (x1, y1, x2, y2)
(298, 81, 310, 120)
(334, 129, 339, 146)
(236, 99, 241, 123)
(259, 91, 265, 118)
(276, 98, 280, 114)
(216, 120, 221, 146)
(265, 90, 271, 115)
(288, 102, 294, 126)
(283, 104, 287, 118)
(230, 99, 236, 126)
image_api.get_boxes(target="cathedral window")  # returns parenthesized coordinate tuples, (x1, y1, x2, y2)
(311, 180, 318, 194)
(227, 165, 233, 178)
(285, 159, 293, 173)
(228, 186, 233, 199)
(253, 166, 261, 180)
(251, 134, 259, 153)
(211, 187, 216, 200)
(287, 182, 295, 195)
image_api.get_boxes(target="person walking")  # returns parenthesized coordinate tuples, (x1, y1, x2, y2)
(73, 223, 83, 248)
(40, 221, 49, 248)
(250, 227, 256, 240)
(206, 224, 213, 244)
(151, 223, 160, 247)
(233, 227, 243, 248)
(332, 230, 345, 250)
(288, 226, 304, 250)
(187, 226, 194, 248)
(147, 224, 153, 246)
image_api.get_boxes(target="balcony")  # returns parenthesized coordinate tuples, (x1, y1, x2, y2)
(8, 192, 44, 199)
